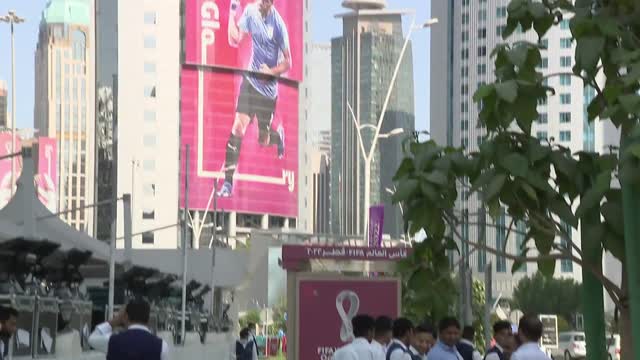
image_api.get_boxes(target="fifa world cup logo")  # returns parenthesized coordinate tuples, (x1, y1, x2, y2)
(336, 290, 360, 343)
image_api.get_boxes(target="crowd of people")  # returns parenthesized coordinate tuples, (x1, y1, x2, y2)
(332, 313, 551, 360)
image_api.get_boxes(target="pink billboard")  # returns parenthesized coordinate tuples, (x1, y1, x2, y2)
(180, 68, 298, 216)
(34, 137, 58, 212)
(184, 0, 303, 82)
(297, 278, 401, 360)
(0, 132, 22, 209)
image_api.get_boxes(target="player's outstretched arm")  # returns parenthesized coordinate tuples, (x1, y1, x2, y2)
(228, 0, 245, 47)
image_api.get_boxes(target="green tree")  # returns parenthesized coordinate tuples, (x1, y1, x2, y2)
(239, 310, 262, 330)
(511, 273, 582, 327)
(392, 1, 637, 359)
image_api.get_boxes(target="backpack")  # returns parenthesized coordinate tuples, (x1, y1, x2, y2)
(236, 339, 255, 360)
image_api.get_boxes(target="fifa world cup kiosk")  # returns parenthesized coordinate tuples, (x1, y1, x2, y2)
(281, 245, 410, 360)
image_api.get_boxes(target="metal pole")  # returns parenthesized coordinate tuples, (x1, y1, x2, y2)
(10, 20, 16, 196)
(484, 263, 492, 348)
(210, 181, 218, 315)
(108, 74, 119, 319)
(181, 144, 190, 345)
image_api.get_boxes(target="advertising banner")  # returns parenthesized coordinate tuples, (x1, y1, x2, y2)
(297, 277, 401, 360)
(34, 137, 58, 212)
(0, 132, 22, 209)
(539, 314, 559, 349)
(180, 68, 298, 216)
(368, 205, 385, 247)
(184, 0, 303, 82)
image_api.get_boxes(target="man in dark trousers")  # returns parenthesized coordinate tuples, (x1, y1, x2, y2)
(485, 321, 513, 360)
(88, 298, 170, 360)
(0, 306, 18, 360)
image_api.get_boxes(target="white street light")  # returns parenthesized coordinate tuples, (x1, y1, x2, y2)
(347, 16, 438, 245)
(378, 128, 405, 139)
(0, 11, 25, 197)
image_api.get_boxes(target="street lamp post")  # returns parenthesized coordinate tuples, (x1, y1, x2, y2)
(346, 15, 438, 245)
(0, 10, 25, 196)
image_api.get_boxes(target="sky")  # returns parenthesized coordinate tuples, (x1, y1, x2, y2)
(0, 0, 431, 131)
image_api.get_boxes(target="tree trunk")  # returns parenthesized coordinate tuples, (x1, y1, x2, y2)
(619, 270, 634, 360)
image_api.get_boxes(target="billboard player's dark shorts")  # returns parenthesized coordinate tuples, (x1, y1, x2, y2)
(236, 77, 277, 126)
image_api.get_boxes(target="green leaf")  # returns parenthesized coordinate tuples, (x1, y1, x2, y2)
(549, 197, 578, 228)
(470, 168, 497, 194)
(484, 174, 507, 202)
(511, 247, 530, 274)
(528, 2, 547, 18)
(393, 179, 419, 203)
(444, 236, 460, 254)
(420, 181, 439, 202)
(597, 18, 620, 38)
(532, 227, 555, 255)
(602, 230, 625, 261)
(626, 143, 640, 159)
(601, 201, 624, 237)
(507, 45, 529, 68)
(587, 94, 606, 121)
(495, 80, 519, 103)
(533, 14, 554, 38)
(618, 94, 640, 114)
(500, 153, 529, 177)
(575, 36, 605, 75)
(425, 171, 448, 186)
(537, 258, 556, 277)
(576, 172, 611, 218)
(473, 84, 496, 102)
(521, 182, 538, 202)
(408, 269, 429, 290)
(582, 222, 605, 251)
(622, 63, 640, 86)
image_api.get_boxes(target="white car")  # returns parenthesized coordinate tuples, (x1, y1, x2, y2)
(551, 332, 587, 360)
(606, 334, 621, 360)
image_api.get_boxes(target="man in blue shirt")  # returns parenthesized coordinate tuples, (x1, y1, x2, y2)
(220, 0, 292, 197)
(427, 317, 463, 360)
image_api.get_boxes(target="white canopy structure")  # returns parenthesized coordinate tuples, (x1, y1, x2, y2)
(0, 149, 111, 260)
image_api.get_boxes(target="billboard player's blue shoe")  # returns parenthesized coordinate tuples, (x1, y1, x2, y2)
(218, 181, 233, 198)
(277, 125, 285, 159)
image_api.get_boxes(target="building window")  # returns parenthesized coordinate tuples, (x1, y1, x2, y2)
(72, 30, 86, 61)
(560, 19, 570, 30)
(81, 106, 86, 133)
(537, 131, 548, 140)
(479, 9, 487, 21)
(144, 110, 156, 123)
(477, 63, 487, 75)
(561, 56, 572, 67)
(144, 11, 157, 25)
(538, 113, 548, 124)
(478, 28, 486, 39)
(560, 74, 572, 86)
(462, 13, 469, 25)
(496, 25, 506, 36)
(73, 79, 78, 101)
(144, 183, 156, 197)
(461, 102, 469, 113)
(463, 0, 470, 5)
(143, 159, 156, 171)
(560, 222, 573, 272)
(142, 231, 155, 244)
(462, 31, 469, 42)
(541, 39, 549, 49)
(478, 46, 487, 57)
(144, 62, 156, 74)
(461, 120, 469, 131)
(516, 221, 527, 272)
(538, 97, 548, 106)
(461, 48, 469, 60)
(560, 130, 572, 142)
(496, 210, 506, 273)
(461, 84, 469, 95)
(540, 57, 548, 69)
(497, 6, 507, 18)
(462, 137, 469, 148)
(56, 106, 61, 132)
(144, 35, 157, 49)
(65, 79, 70, 101)
(461, 66, 469, 77)
(560, 93, 571, 104)
(145, 86, 157, 98)
(143, 210, 155, 220)
(478, 208, 487, 272)
(560, 38, 572, 49)
(143, 134, 157, 147)
(560, 112, 571, 123)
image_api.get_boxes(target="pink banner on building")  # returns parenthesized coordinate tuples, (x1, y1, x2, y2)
(184, 0, 303, 82)
(297, 278, 401, 360)
(180, 68, 299, 217)
(34, 137, 58, 212)
(0, 132, 22, 209)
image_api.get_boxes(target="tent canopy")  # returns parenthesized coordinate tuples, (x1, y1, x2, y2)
(0, 149, 111, 261)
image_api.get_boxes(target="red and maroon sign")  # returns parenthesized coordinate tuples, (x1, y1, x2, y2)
(281, 245, 411, 270)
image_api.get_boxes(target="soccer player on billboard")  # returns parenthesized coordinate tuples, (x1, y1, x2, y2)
(218, 0, 292, 197)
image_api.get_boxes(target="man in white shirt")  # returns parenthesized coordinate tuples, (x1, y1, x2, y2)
(334, 314, 376, 360)
(371, 316, 393, 360)
(387, 318, 414, 360)
(0, 306, 18, 360)
(511, 315, 551, 360)
(88, 299, 170, 360)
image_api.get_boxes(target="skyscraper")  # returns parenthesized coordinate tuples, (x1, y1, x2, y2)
(331, 0, 415, 238)
(0, 80, 7, 128)
(431, 1, 620, 296)
(311, 130, 331, 233)
(34, 0, 96, 234)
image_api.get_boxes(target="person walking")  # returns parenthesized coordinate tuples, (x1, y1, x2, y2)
(484, 321, 513, 360)
(231, 328, 258, 360)
(333, 314, 376, 360)
(88, 299, 170, 360)
(0, 306, 18, 360)
(371, 316, 393, 360)
(427, 317, 463, 360)
(457, 326, 482, 360)
(411, 324, 437, 360)
(386, 318, 414, 360)
(510, 315, 550, 360)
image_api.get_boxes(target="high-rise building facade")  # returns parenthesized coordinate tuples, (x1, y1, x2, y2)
(34, 0, 96, 234)
(431, 1, 621, 297)
(311, 130, 331, 233)
(331, 0, 415, 238)
(0, 80, 7, 128)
